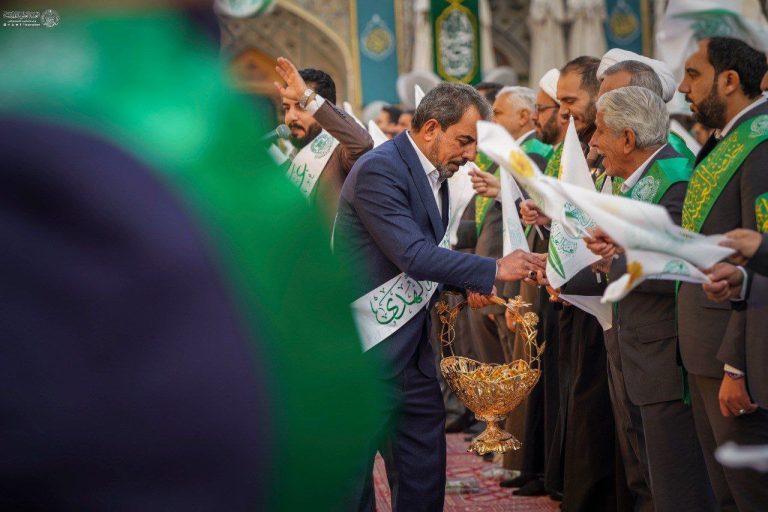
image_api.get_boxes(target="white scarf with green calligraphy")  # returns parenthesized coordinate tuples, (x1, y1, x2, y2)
(286, 129, 339, 197)
(352, 216, 452, 352)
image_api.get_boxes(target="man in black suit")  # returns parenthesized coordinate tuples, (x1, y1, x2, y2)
(587, 86, 716, 512)
(677, 37, 768, 511)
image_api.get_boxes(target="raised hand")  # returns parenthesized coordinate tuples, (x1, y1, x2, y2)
(720, 228, 763, 266)
(468, 167, 500, 198)
(519, 199, 550, 227)
(273, 56, 310, 103)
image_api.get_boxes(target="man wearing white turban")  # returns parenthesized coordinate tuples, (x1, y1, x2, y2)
(597, 48, 678, 103)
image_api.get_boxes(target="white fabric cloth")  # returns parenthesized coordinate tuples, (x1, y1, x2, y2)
(566, 0, 606, 60)
(656, 0, 768, 81)
(479, 0, 496, 75)
(619, 144, 668, 194)
(538, 68, 561, 104)
(305, 94, 325, 114)
(529, 0, 567, 92)
(597, 48, 677, 102)
(406, 130, 442, 215)
(412, 0, 434, 73)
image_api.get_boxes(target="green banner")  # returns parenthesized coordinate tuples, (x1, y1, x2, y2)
(357, 0, 399, 104)
(431, 0, 481, 85)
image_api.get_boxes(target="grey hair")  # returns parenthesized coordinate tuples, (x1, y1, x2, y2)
(412, 82, 492, 131)
(496, 86, 536, 112)
(603, 60, 664, 99)
(597, 86, 668, 149)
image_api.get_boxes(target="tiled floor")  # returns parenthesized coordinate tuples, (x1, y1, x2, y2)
(374, 433, 560, 511)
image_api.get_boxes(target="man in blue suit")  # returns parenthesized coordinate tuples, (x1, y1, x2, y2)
(334, 83, 546, 511)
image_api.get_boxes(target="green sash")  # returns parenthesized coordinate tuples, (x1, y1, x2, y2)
(543, 142, 563, 178)
(667, 131, 696, 164)
(756, 192, 768, 233)
(619, 157, 691, 204)
(682, 113, 768, 232)
(474, 150, 499, 234)
(520, 137, 554, 162)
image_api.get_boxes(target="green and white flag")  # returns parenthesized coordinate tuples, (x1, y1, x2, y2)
(545, 118, 601, 290)
(367, 120, 389, 147)
(549, 179, 734, 302)
(475, 122, 530, 254)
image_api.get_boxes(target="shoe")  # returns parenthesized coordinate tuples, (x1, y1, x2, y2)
(500, 473, 536, 488)
(548, 490, 563, 501)
(512, 479, 547, 496)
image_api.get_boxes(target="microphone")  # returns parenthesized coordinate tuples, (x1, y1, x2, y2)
(260, 124, 290, 143)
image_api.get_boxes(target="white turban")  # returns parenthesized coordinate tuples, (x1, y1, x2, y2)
(538, 68, 560, 104)
(597, 49, 677, 102)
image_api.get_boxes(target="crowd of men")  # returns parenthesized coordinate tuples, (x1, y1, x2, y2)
(275, 36, 768, 512)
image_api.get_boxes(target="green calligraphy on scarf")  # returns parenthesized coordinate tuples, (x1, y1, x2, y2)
(683, 114, 768, 232)
(756, 193, 768, 234)
(619, 157, 691, 204)
(0, 11, 383, 510)
(370, 275, 435, 325)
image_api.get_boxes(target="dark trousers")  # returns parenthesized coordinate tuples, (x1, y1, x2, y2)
(606, 352, 652, 512)
(690, 374, 768, 512)
(559, 307, 617, 512)
(357, 339, 446, 512)
(640, 398, 717, 512)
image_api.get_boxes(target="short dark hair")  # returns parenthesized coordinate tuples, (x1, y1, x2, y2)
(706, 37, 767, 99)
(412, 82, 492, 131)
(561, 56, 601, 98)
(299, 68, 337, 105)
(381, 105, 403, 125)
(603, 60, 664, 98)
(475, 81, 504, 104)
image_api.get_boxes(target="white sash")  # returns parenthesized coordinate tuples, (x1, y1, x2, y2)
(286, 129, 340, 197)
(352, 205, 452, 352)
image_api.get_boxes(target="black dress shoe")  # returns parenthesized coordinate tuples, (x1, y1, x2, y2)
(548, 490, 563, 501)
(512, 478, 547, 496)
(500, 473, 536, 488)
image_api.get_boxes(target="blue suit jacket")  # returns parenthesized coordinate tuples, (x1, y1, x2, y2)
(335, 131, 497, 377)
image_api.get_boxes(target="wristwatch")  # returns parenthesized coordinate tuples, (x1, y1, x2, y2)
(725, 370, 745, 380)
(298, 88, 315, 109)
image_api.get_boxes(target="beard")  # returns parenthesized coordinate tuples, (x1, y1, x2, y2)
(539, 112, 561, 145)
(289, 122, 323, 149)
(428, 133, 467, 179)
(690, 84, 727, 129)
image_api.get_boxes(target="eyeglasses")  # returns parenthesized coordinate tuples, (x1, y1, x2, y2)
(535, 104, 558, 113)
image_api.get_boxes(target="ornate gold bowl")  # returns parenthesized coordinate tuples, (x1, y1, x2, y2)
(437, 296, 543, 455)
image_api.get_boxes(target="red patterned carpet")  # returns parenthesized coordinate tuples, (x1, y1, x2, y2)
(374, 433, 560, 511)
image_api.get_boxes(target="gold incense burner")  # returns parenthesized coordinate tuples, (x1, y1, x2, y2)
(437, 295, 544, 455)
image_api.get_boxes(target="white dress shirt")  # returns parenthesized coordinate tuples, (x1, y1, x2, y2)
(406, 130, 443, 216)
(620, 144, 668, 194)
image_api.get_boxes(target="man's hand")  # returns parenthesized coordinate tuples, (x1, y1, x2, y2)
(721, 229, 763, 266)
(496, 250, 546, 283)
(467, 286, 497, 309)
(274, 56, 311, 103)
(719, 374, 758, 417)
(584, 228, 623, 259)
(703, 262, 744, 303)
(519, 199, 551, 227)
(505, 308, 517, 331)
(468, 168, 500, 198)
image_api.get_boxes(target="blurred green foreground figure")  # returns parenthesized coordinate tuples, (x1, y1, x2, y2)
(0, 7, 382, 511)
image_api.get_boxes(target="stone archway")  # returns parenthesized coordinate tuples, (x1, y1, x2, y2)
(218, 1, 356, 107)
